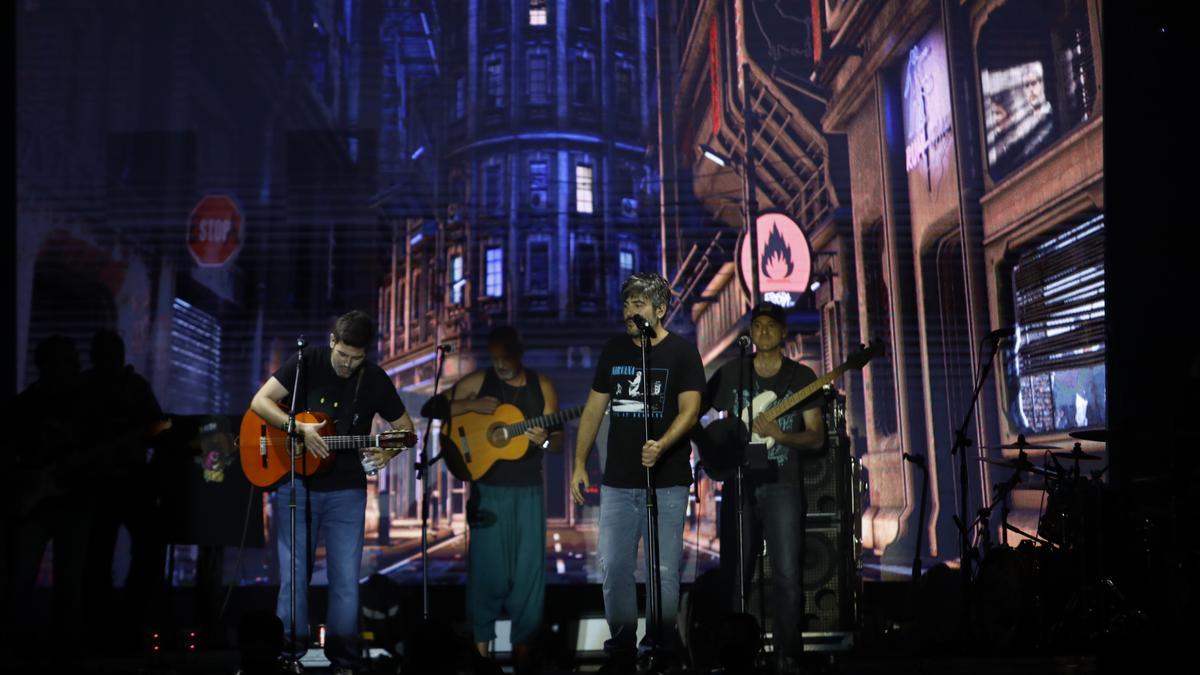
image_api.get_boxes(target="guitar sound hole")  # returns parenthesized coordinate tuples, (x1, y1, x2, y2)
(489, 428, 509, 446)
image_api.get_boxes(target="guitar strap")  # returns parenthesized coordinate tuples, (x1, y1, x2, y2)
(338, 367, 366, 438)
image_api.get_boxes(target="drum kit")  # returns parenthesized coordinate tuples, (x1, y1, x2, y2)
(968, 429, 1132, 648)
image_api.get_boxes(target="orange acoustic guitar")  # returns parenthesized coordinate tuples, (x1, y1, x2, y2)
(238, 405, 416, 487)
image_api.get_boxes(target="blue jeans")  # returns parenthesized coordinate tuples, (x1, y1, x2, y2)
(598, 484, 690, 656)
(273, 482, 366, 667)
(719, 480, 807, 663)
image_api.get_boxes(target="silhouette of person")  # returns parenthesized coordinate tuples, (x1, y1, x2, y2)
(80, 329, 168, 650)
(4, 335, 88, 650)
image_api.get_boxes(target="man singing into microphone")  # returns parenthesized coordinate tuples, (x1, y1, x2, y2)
(571, 273, 705, 674)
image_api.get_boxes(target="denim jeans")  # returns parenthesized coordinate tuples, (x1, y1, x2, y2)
(273, 481, 366, 667)
(719, 480, 807, 663)
(598, 484, 690, 656)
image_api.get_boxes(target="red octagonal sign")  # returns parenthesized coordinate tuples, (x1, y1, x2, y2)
(186, 194, 244, 267)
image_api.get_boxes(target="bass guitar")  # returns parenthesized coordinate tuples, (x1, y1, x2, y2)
(440, 404, 583, 481)
(695, 342, 882, 480)
(238, 405, 417, 487)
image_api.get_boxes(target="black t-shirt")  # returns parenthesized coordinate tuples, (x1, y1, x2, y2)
(591, 332, 706, 488)
(272, 345, 406, 492)
(475, 367, 546, 487)
(706, 356, 822, 484)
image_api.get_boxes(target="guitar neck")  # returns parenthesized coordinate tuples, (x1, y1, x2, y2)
(325, 435, 385, 451)
(508, 406, 584, 435)
(759, 364, 849, 423)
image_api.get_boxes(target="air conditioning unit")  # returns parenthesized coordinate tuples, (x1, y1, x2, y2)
(447, 202, 462, 223)
(530, 190, 548, 210)
(620, 197, 638, 218)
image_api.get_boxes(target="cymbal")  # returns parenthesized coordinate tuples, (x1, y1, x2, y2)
(982, 434, 1062, 451)
(1069, 429, 1113, 443)
(1052, 446, 1104, 462)
(978, 456, 1060, 478)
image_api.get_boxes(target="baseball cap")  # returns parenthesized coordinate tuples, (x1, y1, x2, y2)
(750, 301, 787, 327)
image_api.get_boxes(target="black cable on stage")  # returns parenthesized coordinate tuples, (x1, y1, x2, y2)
(219, 483, 260, 621)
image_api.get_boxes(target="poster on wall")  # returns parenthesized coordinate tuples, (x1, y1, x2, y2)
(900, 22, 959, 228)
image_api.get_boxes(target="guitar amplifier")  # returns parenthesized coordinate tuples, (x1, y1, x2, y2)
(801, 389, 851, 519)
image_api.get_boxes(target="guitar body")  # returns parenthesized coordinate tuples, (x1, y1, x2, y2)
(440, 403, 530, 481)
(239, 408, 337, 487)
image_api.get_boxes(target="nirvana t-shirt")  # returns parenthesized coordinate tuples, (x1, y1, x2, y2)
(591, 332, 706, 488)
(706, 356, 821, 484)
(272, 345, 406, 492)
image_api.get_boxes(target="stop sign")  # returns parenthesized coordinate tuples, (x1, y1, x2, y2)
(186, 194, 244, 267)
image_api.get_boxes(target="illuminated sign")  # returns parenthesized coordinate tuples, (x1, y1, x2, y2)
(736, 210, 813, 306)
(900, 22, 958, 225)
(187, 194, 244, 267)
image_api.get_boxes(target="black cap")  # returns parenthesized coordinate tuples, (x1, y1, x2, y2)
(750, 301, 787, 327)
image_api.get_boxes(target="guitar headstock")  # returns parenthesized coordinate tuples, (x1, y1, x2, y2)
(845, 341, 886, 370)
(379, 429, 418, 449)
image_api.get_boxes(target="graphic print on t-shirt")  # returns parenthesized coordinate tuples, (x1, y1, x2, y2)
(609, 366, 670, 418)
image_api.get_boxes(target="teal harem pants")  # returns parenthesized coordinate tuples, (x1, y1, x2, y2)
(466, 483, 546, 647)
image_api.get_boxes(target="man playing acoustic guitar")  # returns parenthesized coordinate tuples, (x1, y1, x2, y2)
(441, 326, 562, 674)
(249, 310, 414, 674)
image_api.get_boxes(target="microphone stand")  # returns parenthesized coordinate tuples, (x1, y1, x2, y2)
(637, 321, 664, 667)
(286, 336, 306, 657)
(417, 344, 451, 621)
(948, 335, 1003, 621)
(734, 338, 751, 616)
(902, 452, 929, 583)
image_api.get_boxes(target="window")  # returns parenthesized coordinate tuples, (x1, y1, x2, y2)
(454, 76, 465, 120)
(575, 164, 594, 214)
(411, 267, 423, 319)
(572, 52, 594, 105)
(571, 0, 593, 28)
(168, 298, 227, 414)
(529, 0, 547, 26)
(485, 56, 505, 110)
(615, 63, 636, 118)
(618, 242, 637, 279)
(1003, 214, 1105, 434)
(485, 246, 504, 298)
(526, 236, 551, 297)
(528, 52, 549, 104)
(483, 161, 503, 214)
(529, 159, 549, 209)
(574, 236, 601, 299)
(450, 252, 465, 305)
(977, 0, 1096, 182)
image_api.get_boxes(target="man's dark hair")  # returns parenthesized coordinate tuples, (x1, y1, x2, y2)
(90, 329, 126, 370)
(620, 272, 672, 311)
(487, 325, 524, 358)
(333, 310, 376, 349)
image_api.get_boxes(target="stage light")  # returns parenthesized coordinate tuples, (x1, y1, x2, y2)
(411, 146, 426, 160)
(810, 279, 822, 292)
(699, 144, 728, 167)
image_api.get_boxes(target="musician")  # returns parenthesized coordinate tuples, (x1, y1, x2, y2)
(571, 272, 705, 673)
(703, 302, 825, 675)
(442, 326, 562, 673)
(249, 311, 414, 673)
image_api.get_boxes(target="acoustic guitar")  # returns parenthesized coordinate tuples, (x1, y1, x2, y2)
(440, 404, 583, 481)
(238, 405, 416, 487)
(695, 342, 882, 480)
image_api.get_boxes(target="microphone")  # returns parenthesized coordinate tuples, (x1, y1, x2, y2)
(296, 335, 307, 349)
(984, 326, 1016, 342)
(629, 314, 657, 338)
(438, 343, 456, 353)
(735, 333, 752, 349)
